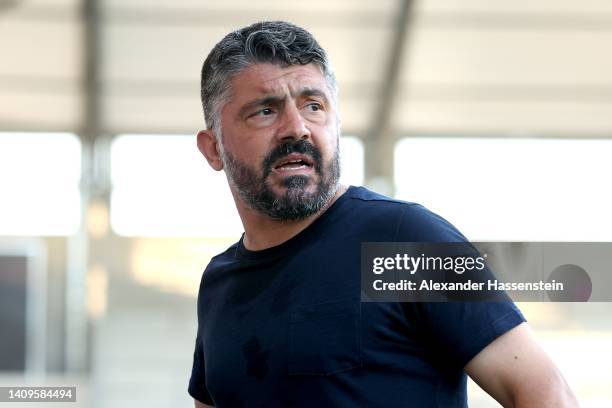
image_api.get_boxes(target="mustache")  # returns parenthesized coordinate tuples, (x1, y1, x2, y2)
(262, 140, 322, 178)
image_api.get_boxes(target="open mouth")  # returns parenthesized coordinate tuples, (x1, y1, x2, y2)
(273, 154, 314, 171)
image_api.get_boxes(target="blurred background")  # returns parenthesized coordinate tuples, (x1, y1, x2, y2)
(1, 0, 611, 406)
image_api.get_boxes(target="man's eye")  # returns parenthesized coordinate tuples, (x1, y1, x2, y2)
(249, 108, 274, 119)
(307, 103, 322, 112)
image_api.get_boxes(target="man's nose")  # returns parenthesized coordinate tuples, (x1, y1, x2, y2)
(276, 104, 311, 142)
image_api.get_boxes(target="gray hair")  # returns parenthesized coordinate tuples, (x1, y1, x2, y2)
(200, 21, 338, 140)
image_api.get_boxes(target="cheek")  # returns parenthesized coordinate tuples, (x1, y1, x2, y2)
(225, 134, 269, 163)
(318, 131, 339, 160)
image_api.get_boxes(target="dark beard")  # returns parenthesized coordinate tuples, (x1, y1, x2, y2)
(222, 139, 340, 220)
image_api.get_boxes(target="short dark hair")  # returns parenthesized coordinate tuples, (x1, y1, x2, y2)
(200, 21, 337, 136)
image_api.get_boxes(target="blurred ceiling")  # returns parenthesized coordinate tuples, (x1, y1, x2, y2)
(2, 0, 612, 138)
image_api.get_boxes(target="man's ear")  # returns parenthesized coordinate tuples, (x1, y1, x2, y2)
(196, 129, 224, 171)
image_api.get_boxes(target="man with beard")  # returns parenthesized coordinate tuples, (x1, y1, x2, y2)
(189, 21, 577, 408)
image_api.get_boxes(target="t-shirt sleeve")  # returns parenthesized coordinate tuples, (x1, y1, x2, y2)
(396, 203, 527, 367)
(188, 333, 215, 405)
(415, 301, 526, 367)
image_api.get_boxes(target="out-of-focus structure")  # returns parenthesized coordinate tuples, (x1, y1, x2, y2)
(1, 0, 612, 407)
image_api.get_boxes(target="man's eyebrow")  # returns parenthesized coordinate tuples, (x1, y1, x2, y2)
(238, 88, 330, 117)
(299, 88, 329, 103)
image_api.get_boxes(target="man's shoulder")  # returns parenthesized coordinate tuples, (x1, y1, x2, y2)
(345, 186, 468, 242)
(345, 185, 420, 211)
(345, 186, 439, 222)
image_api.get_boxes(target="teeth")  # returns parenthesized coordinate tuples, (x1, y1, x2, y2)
(278, 160, 306, 167)
(277, 160, 309, 169)
(274, 156, 313, 170)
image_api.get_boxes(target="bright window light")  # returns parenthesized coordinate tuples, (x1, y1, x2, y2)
(110, 134, 241, 237)
(111, 134, 364, 237)
(0, 133, 81, 236)
(395, 138, 612, 241)
(339, 136, 364, 187)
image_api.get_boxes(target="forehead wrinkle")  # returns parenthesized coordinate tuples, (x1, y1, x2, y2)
(255, 84, 329, 104)
(258, 70, 327, 94)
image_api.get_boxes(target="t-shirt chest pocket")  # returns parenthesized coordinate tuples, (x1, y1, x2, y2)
(288, 298, 362, 376)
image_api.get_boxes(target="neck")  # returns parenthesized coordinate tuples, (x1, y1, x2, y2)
(234, 184, 348, 251)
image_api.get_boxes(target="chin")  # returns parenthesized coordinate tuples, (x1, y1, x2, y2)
(277, 175, 317, 192)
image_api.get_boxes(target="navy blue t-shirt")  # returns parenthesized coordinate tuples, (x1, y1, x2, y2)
(189, 186, 525, 407)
